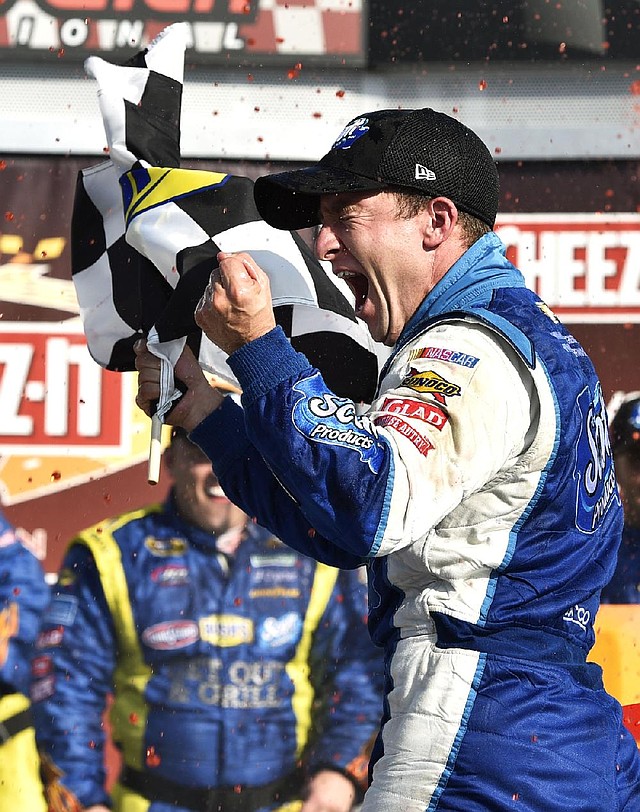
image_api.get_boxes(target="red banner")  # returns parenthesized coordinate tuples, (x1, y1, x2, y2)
(0, 0, 366, 65)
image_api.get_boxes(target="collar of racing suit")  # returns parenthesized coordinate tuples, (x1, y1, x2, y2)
(393, 231, 526, 358)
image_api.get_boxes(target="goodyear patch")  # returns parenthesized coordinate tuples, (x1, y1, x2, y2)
(249, 587, 301, 599)
(145, 536, 188, 557)
(401, 369, 461, 405)
(410, 346, 480, 368)
(199, 614, 254, 647)
(292, 372, 384, 474)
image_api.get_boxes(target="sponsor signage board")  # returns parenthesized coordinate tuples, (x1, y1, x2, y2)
(0, 0, 366, 65)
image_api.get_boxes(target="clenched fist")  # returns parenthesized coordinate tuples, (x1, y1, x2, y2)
(195, 251, 277, 355)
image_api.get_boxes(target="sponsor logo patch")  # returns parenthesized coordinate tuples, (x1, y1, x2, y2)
(410, 346, 480, 368)
(57, 568, 76, 587)
(199, 614, 254, 647)
(36, 626, 64, 649)
(145, 537, 187, 557)
(249, 554, 298, 568)
(333, 117, 370, 150)
(31, 674, 55, 703)
(142, 620, 199, 650)
(32, 654, 53, 679)
(574, 383, 619, 532)
(150, 564, 190, 587)
(401, 369, 461, 405)
(45, 594, 78, 627)
(0, 602, 18, 667)
(249, 587, 301, 599)
(258, 612, 302, 649)
(379, 397, 448, 430)
(291, 372, 384, 474)
(374, 415, 434, 457)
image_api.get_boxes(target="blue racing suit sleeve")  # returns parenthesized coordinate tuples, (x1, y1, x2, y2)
(32, 544, 116, 809)
(224, 327, 393, 560)
(0, 536, 49, 696)
(306, 567, 383, 796)
(191, 397, 367, 569)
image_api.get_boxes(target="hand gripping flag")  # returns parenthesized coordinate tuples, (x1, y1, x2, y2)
(71, 23, 380, 479)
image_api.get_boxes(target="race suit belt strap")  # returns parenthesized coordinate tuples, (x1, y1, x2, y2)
(0, 707, 34, 745)
(119, 765, 304, 812)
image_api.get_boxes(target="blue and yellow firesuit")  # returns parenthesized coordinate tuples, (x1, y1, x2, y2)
(33, 497, 382, 811)
(0, 510, 49, 812)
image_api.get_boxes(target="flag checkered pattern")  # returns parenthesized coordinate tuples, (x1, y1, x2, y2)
(72, 23, 379, 419)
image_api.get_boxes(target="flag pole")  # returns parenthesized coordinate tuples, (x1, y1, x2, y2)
(148, 413, 163, 485)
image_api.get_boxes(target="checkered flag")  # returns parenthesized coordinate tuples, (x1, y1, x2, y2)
(72, 23, 379, 429)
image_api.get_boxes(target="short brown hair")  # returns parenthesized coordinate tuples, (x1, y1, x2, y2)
(391, 189, 490, 248)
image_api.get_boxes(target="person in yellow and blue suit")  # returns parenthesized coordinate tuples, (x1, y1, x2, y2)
(33, 428, 383, 812)
(0, 508, 49, 812)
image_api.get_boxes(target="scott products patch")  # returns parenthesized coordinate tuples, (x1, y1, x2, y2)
(292, 373, 384, 474)
(574, 384, 619, 532)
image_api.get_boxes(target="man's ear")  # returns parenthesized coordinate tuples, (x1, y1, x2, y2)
(421, 197, 458, 249)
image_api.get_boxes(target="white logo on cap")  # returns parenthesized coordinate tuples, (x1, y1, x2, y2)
(415, 164, 436, 180)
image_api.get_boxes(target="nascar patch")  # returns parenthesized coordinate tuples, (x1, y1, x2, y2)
(409, 346, 480, 368)
(292, 372, 384, 474)
(401, 369, 461, 405)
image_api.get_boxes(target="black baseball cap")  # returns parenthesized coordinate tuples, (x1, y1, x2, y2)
(253, 108, 500, 231)
(611, 394, 640, 459)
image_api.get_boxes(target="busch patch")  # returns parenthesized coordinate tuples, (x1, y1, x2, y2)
(292, 373, 384, 474)
(332, 117, 370, 150)
(574, 385, 619, 532)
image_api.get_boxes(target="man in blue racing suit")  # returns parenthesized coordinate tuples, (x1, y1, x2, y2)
(602, 392, 640, 603)
(0, 508, 49, 812)
(135, 107, 640, 810)
(33, 428, 382, 812)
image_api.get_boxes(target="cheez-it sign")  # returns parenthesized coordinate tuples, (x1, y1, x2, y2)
(0, 322, 128, 455)
(495, 214, 640, 321)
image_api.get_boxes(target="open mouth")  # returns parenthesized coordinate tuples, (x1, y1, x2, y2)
(205, 482, 227, 500)
(336, 270, 369, 313)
